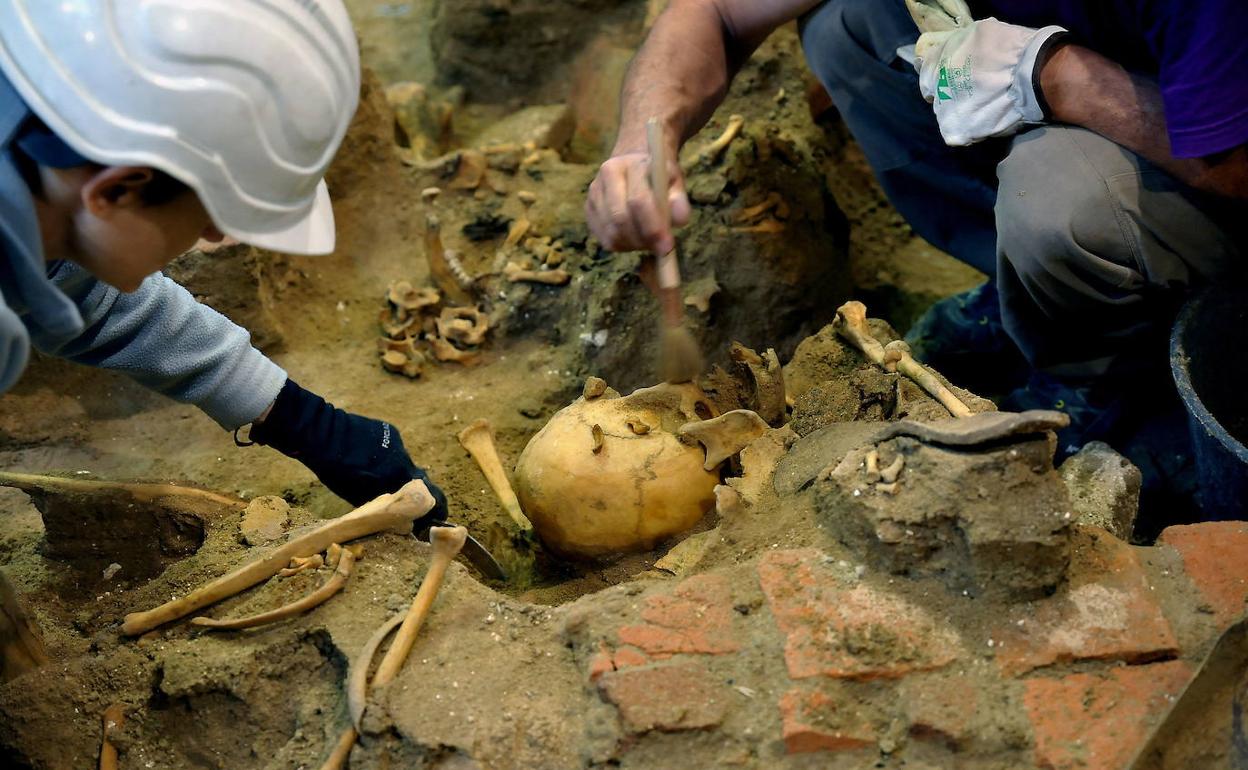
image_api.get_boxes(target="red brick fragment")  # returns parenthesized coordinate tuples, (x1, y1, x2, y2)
(1159, 521, 1248, 627)
(588, 642, 613, 682)
(993, 527, 1178, 675)
(901, 674, 977, 747)
(779, 685, 876, 754)
(758, 549, 962, 680)
(1023, 661, 1192, 770)
(617, 573, 740, 658)
(597, 660, 729, 733)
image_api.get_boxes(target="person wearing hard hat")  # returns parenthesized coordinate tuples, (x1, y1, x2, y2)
(586, 0, 1246, 505)
(0, 2, 448, 676)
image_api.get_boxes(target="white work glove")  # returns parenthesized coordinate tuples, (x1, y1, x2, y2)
(905, 0, 1067, 146)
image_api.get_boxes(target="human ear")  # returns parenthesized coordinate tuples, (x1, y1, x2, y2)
(81, 166, 155, 217)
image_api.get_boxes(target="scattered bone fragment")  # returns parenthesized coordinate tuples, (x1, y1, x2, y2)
(504, 261, 571, 285)
(833, 301, 887, 366)
(699, 113, 745, 165)
(505, 190, 536, 247)
(429, 335, 481, 366)
(864, 450, 881, 483)
(191, 547, 357, 631)
(240, 495, 291, 547)
(367, 526, 468, 704)
(735, 191, 789, 223)
(880, 455, 906, 484)
(582, 376, 614, 400)
(883, 340, 972, 419)
(731, 217, 786, 235)
(121, 481, 436, 636)
(683, 274, 720, 314)
(591, 423, 606, 453)
(653, 529, 717, 576)
(347, 612, 406, 732)
(436, 306, 490, 347)
(730, 343, 787, 427)
(448, 149, 488, 191)
(387, 281, 440, 316)
(102, 563, 122, 581)
(278, 554, 324, 578)
(876, 482, 901, 496)
(0, 571, 48, 682)
(626, 419, 651, 435)
(678, 409, 770, 471)
(99, 703, 125, 770)
(457, 420, 534, 532)
(420, 187, 441, 204)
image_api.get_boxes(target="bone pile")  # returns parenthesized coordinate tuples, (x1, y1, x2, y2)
(378, 281, 491, 377)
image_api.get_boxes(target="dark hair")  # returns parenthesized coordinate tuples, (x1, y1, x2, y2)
(10, 132, 189, 206)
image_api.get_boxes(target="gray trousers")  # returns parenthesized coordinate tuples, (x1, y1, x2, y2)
(800, 0, 1247, 378)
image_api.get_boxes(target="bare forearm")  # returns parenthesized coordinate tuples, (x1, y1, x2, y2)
(1041, 43, 1247, 200)
(613, 1, 740, 156)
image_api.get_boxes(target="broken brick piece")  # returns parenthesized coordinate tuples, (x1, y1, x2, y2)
(597, 661, 729, 734)
(993, 526, 1178, 676)
(779, 685, 876, 754)
(617, 573, 741, 658)
(1158, 521, 1248, 627)
(758, 549, 963, 680)
(901, 674, 978, 748)
(1022, 660, 1192, 770)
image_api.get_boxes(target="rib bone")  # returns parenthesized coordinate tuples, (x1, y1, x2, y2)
(700, 114, 745, 164)
(457, 419, 534, 532)
(121, 481, 435, 636)
(190, 547, 358, 631)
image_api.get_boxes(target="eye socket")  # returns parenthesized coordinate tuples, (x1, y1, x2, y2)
(693, 400, 714, 421)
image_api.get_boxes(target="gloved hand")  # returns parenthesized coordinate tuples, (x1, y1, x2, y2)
(905, 0, 1068, 146)
(247, 379, 449, 520)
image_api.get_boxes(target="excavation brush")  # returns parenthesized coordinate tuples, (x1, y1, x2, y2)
(646, 117, 703, 384)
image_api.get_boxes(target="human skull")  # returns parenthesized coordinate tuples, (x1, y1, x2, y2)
(513, 381, 721, 559)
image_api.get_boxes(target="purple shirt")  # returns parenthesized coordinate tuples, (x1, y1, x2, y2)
(970, 0, 1248, 158)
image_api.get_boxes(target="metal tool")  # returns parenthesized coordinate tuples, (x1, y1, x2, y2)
(414, 521, 507, 581)
(1127, 616, 1248, 770)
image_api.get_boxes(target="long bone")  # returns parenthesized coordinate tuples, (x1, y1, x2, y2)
(833, 301, 887, 366)
(190, 547, 358, 631)
(364, 527, 468, 720)
(883, 340, 972, 419)
(834, 301, 971, 418)
(457, 419, 534, 532)
(121, 481, 435, 636)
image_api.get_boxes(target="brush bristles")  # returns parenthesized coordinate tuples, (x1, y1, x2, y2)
(660, 327, 704, 384)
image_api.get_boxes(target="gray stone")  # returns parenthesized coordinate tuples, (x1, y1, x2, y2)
(240, 496, 290, 547)
(1059, 441, 1142, 540)
(816, 434, 1072, 601)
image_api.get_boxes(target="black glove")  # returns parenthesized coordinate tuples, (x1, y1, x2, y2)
(247, 379, 449, 520)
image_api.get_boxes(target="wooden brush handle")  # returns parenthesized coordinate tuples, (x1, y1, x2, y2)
(646, 118, 681, 291)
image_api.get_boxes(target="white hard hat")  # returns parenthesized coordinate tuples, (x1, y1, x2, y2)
(0, 0, 360, 256)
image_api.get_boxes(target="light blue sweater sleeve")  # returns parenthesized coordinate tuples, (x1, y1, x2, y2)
(29, 261, 287, 430)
